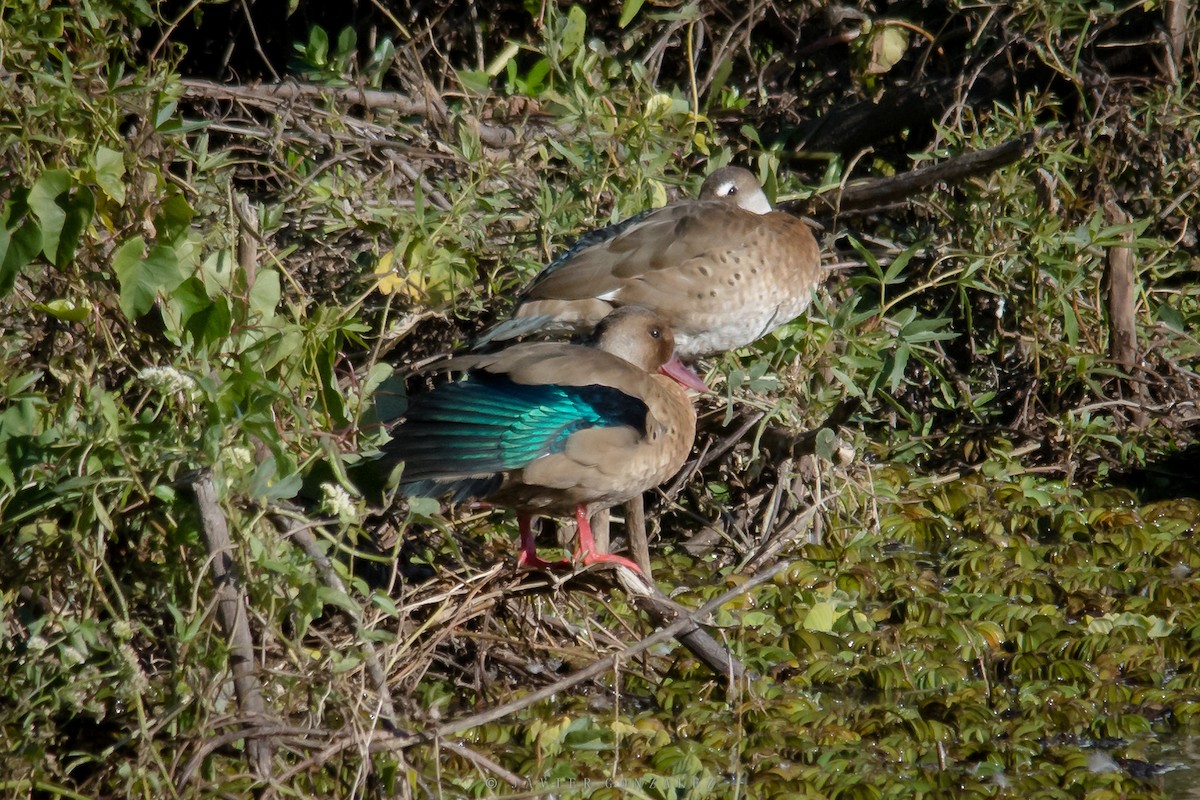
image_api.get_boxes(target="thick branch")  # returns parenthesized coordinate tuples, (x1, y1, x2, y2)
(788, 132, 1039, 217)
(181, 78, 436, 116)
(615, 567, 747, 685)
(1103, 199, 1147, 427)
(190, 472, 273, 779)
(624, 496, 654, 577)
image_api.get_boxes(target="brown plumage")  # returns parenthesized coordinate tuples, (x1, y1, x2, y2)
(479, 166, 823, 357)
(386, 307, 702, 572)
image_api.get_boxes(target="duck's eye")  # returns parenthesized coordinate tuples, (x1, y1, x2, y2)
(649, 327, 662, 339)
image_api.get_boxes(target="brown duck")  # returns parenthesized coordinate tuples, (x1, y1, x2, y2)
(386, 307, 703, 573)
(479, 166, 823, 357)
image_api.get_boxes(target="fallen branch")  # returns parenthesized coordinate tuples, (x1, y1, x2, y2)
(177, 723, 333, 789)
(614, 567, 749, 686)
(440, 739, 527, 789)
(189, 472, 274, 780)
(789, 132, 1040, 217)
(624, 496, 653, 577)
(181, 78, 436, 116)
(273, 558, 790, 780)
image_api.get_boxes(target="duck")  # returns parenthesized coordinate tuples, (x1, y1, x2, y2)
(384, 307, 704, 573)
(477, 166, 823, 357)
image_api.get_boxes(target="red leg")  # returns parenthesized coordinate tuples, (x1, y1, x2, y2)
(516, 515, 569, 570)
(573, 506, 643, 574)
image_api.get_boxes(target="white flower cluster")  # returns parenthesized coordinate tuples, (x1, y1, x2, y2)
(224, 446, 253, 471)
(320, 482, 356, 521)
(138, 366, 200, 399)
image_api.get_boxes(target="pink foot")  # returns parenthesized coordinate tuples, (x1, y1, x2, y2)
(572, 507, 644, 575)
(516, 550, 571, 571)
(517, 515, 570, 571)
(578, 550, 643, 573)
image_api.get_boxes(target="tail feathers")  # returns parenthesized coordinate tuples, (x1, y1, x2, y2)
(471, 314, 566, 349)
(401, 475, 503, 506)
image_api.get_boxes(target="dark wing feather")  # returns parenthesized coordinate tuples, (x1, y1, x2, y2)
(520, 208, 656, 298)
(469, 209, 656, 348)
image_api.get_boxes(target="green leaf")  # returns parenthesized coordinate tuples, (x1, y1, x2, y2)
(885, 345, 910, 392)
(882, 245, 915, 285)
(248, 268, 281, 320)
(866, 26, 910, 75)
(814, 427, 840, 462)
(0, 218, 43, 296)
(336, 26, 356, 57)
(154, 98, 179, 131)
(1156, 302, 1185, 331)
(264, 471, 302, 501)
(307, 26, 329, 65)
(27, 169, 70, 264)
(317, 337, 348, 427)
(455, 68, 491, 95)
(155, 192, 195, 243)
(91, 146, 126, 204)
(522, 58, 551, 95)
(405, 495, 441, 517)
(20, 170, 95, 268)
(186, 292, 232, 348)
(163, 276, 226, 346)
(112, 237, 190, 320)
(32, 298, 93, 322)
(561, 5, 586, 60)
(803, 601, 840, 633)
(317, 585, 359, 615)
(370, 592, 400, 617)
(619, 0, 646, 28)
(54, 185, 93, 266)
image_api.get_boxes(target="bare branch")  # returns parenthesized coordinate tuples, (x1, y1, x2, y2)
(788, 132, 1040, 217)
(189, 472, 274, 779)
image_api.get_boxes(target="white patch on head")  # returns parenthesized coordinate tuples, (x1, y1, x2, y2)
(712, 180, 738, 198)
(741, 191, 773, 215)
(700, 168, 773, 214)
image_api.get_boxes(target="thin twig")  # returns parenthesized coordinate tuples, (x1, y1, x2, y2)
(177, 723, 335, 789)
(411, 560, 784, 741)
(179, 79, 523, 149)
(662, 410, 764, 501)
(743, 496, 831, 573)
(272, 513, 399, 729)
(440, 739, 527, 789)
(275, 559, 790, 779)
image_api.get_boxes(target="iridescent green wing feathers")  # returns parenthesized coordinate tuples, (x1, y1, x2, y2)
(388, 373, 648, 503)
